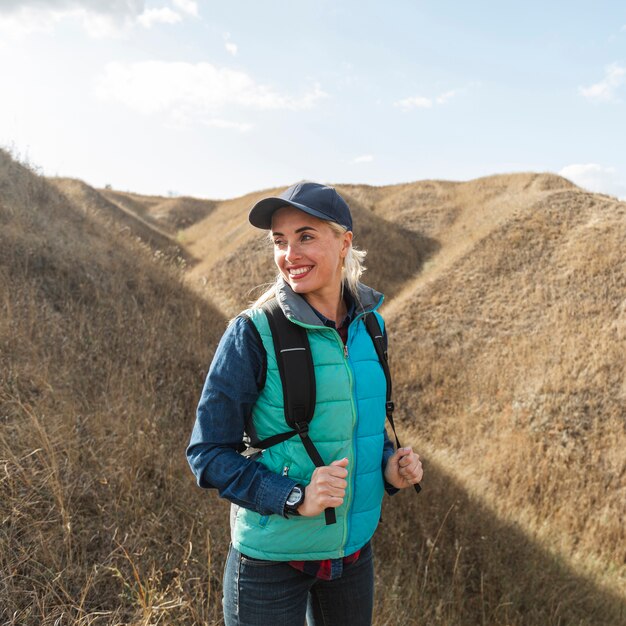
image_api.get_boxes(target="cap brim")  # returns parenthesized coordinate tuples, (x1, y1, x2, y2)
(248, 197, 340, 230)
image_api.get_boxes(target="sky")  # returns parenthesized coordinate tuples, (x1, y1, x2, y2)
(1, 0, 625, 200)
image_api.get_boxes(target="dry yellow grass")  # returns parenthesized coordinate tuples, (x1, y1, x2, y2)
(1, 150, 228, 624)
(50, 177, 193, 265)
(99, 189, 217, 233)
(1, 150, 624, 625)
(388, 186, 626, 603)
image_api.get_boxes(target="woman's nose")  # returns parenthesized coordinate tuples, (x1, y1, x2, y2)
(285, 243, 301, 262)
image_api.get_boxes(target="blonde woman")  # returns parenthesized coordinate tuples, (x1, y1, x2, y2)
(187, 182, 423, 626)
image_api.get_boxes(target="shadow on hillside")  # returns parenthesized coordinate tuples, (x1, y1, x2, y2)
(374, 457, 625, 625)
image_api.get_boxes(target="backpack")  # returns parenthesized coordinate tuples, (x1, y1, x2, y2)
(243, 298, 420, 526)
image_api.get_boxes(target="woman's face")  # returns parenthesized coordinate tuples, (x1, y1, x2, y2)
(271, 206, 352, 302)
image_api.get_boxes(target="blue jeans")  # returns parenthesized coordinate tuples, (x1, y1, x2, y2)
(223, 542, 374, 626)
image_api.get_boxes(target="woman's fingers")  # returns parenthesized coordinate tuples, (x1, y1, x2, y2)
(398, 449, 419, 467)
(401, 463, 423, 483)
(318, 475, 347, 497)
(397, 450, 423, 484)
(303, 461, 350, 513)
(320, 473, 347, 489)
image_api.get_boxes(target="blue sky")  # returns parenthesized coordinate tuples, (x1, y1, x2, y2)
(1, 0, 625, 199)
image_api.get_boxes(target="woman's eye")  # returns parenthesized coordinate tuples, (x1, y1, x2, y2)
(301, 234, 313, 242)
(273, 239, 286, 247)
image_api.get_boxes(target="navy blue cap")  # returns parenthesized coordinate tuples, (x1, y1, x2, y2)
(248, 181, 353, 231)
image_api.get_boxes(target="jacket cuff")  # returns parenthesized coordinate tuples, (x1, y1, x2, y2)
(256, 472, 297, 516)
(383, 479, 400, 496)
(382, 444, 400, 496)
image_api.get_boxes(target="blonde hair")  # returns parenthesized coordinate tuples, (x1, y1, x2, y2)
(249, 220, 367, 309)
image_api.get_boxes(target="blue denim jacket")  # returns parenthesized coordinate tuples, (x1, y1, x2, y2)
(186, 296, 397, 517)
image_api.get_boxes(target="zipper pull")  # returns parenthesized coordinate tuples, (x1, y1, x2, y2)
(343, 344, 349, 358)
(282, 466, 290, 476)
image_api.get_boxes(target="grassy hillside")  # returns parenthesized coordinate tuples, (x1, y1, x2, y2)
(0, 150, 228, 624)
(385, 185, 626, 615)
(2, 153, 624, 625)
(99, 188, 217, 233)
(178, 186, 435, 317)
(49, 177, 193, 264)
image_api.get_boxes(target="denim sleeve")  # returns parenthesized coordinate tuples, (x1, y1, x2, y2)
(186, 316, 296, 516)
(382, 429, 400, 496)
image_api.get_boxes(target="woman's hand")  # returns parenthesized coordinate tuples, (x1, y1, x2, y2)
(298, 458, 349, 517)
(384, 447, 423, 489)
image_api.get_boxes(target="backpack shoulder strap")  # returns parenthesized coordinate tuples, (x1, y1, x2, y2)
(363, 313, 421, 494)
(256, 299, 336, 524)
(263, 299, 316, 431)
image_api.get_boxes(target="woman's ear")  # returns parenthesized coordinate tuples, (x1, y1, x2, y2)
(341, 230, 353, 257)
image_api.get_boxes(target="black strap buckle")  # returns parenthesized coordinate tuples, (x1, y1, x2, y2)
(385, 401, 395, 414)
(294, 420, 309, 436)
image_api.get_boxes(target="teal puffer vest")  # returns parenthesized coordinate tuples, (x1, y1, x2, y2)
(231, 281, 388, 561)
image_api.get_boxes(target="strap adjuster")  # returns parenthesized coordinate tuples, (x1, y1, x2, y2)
(294, 421, 309, 436)
(385, 401, 395, 414)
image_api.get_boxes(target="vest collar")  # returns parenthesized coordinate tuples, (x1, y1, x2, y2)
(275, 278, 384, 327)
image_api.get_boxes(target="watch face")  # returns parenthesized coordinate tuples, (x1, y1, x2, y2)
(286, 486, 303, 507)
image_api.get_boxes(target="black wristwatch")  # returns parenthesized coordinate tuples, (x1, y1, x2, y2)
(284, 484, 305, 516)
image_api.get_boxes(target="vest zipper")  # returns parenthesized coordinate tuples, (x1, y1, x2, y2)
(333, 329, 356, 557)
(289, 313, 382, 555)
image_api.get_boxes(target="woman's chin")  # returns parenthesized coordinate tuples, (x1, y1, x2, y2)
(288, 280, 310, 293)
(283, 274, 312, 293)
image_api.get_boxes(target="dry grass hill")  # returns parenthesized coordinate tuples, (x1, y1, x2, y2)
(379, 177, 626, 622)
(175, 186, 433, 316)
(50, 177, 194, 265)
(1, 148, 624, 625)
(99, 189, 217, 233)
(0, 151, 228, 624)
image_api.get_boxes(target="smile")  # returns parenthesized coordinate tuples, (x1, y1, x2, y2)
(288, 266, 313, 278)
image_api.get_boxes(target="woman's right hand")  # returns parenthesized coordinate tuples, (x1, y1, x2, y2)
(298, 458, 349, 517)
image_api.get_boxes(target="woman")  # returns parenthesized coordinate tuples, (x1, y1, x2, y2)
(187, 182, 423, 626)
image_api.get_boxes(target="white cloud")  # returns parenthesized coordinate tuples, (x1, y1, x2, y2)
(0, 0, 142, 11)
(353, 154, 374, 163)
(0, 7, 58, 36)
(395, 88, 459, 110)
(436, 89, 457, 104)
(202, 119, 252, 132)
(172, 0, 198, 16)
(395, 95, 432, 110)
(0, 1, 143, 37)
(224, 32, 238, 56)
(559, 163, 626, 198)
(94, 61, 328, 126)
(137, 7, 181, 28)
(579, 63, 626, 102)
(0, 0, 193, 37)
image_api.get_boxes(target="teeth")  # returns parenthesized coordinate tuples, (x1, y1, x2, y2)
(290, 267, 311, 276)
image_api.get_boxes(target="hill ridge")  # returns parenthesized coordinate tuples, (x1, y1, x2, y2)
(49, 177, 195, 264)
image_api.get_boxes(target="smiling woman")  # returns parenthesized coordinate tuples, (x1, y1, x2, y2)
(251, 184, 367, 314)
(271, 208, 352, 322)
(186, 181, 423, 626)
